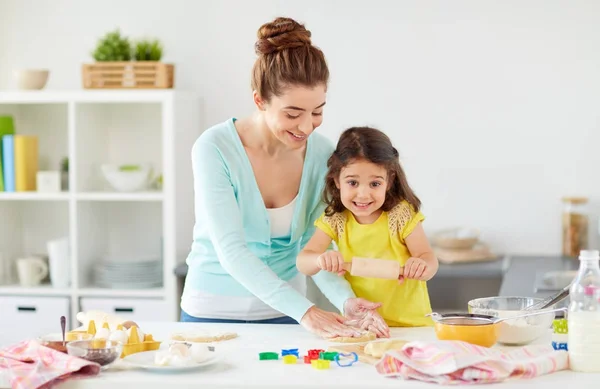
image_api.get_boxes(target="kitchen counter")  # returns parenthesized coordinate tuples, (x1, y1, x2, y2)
(2, 323, 594, 389)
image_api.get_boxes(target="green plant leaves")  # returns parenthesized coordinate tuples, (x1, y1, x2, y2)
(134, 39, 163, 61)
(92, 29, 132, 62)
(92, 29, 164, 62)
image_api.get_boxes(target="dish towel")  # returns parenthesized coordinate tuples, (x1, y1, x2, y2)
(0, 339, 101, 389)
(375, 340, 568, 385)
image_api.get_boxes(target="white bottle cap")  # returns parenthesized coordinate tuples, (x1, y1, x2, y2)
(579, 250, 600, 260)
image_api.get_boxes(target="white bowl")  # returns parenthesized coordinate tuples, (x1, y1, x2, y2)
(101, 164, 152, 192)
(14, 69, 49, 90)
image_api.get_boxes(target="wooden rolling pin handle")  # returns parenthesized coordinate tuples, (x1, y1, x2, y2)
(349, 257, 402, 280)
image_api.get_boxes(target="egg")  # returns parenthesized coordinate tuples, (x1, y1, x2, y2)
(121, 320, 139, 330)
(189, 343, 211, 363)
(109, 329, 129, 344)
(94, 327, 110, 340)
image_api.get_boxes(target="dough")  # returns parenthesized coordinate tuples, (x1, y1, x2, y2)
(364, 339, 409, 358)
(328, 331, 376, 343)
(171, 332, 238, 343)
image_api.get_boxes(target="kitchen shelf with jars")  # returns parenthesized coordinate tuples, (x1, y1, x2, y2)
(0, 89, 201, 333)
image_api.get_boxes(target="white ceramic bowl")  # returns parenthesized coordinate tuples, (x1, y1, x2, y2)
(468, 296, 555, 345)
(101, 164, 152, 192)
(14, 69, 49, 90)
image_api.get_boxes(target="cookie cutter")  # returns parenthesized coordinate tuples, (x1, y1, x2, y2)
(553, 319, 568, 334)
(311, 359, 330, 370)
(334, 352, 358, 367)
(552, 341, 568, 351)
(303, 349, 324, 364)
(282, 355, 298, 364)
(259, 352, 279, 360)
(318, 351, 338, 361)
(281, 348, 299, 357)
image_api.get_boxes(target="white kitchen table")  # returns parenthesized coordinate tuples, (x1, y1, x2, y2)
(1, 322, 597, 388)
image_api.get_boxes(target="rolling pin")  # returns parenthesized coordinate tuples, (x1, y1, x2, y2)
(342, 257, 402, 280)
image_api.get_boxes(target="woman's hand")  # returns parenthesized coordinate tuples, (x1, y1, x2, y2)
(343, 298, 390, 338)
(300, 306, 363, 339)
(316, 250, 347, 276)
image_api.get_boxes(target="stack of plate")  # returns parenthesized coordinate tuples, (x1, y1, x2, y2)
(93, 257, 163, 289)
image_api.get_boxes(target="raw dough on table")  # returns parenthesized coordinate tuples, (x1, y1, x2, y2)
(328, 331, 376, 343)
(364, 339, 409, 358)
(171, 332, 238, 343)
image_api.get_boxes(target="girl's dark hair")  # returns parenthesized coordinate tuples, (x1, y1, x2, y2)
(324, 127, 421, 216)
(251, 17, 329, 102)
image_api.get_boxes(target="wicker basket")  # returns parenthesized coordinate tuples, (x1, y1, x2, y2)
(82, 62, 174, 89)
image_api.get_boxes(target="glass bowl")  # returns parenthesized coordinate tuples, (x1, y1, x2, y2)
(468, 296, 555, 345)
(38, 332, 93, 354)
(66, 339, 123, 370)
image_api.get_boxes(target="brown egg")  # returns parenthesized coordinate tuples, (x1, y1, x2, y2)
(121, 320, 139, 329)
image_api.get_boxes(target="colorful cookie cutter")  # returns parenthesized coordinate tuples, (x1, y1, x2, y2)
(334, 352, 358, 367)
(311, 359, 330, 370)
(281, 348, 299, 357)
(553, 319, 568, 334)
(259, 352, 279, 360)
(319, 351, 338, 361)
(552, 341, 568, 351)
(282, 355, 298, 364)
(304, 349, 324, 364)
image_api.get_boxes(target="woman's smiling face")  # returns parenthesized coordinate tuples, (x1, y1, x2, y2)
(259, 84, 326, 149)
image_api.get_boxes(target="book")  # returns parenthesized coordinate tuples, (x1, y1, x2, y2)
(2, 135, 15, 192)
(14, 135, 38, 191)
(0, 116, 16, 192)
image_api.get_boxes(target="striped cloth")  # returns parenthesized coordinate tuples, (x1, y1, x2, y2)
(375, 340, 568, 384)
(0, 339, 100, 389)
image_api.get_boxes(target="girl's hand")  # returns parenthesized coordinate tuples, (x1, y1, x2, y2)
(300, 306, 363, 339)
(398, 257, 434, 283)
(316, 250, 347, 275)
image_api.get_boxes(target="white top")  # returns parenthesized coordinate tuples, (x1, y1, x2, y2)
(181, 196, 306, 321)
(16, 324, 592, 389)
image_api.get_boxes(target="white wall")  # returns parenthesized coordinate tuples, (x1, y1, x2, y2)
(1, 0, 599, 256)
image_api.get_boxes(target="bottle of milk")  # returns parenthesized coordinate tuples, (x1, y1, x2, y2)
(568, 249, 600, 372)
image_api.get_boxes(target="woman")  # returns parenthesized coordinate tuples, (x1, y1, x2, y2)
(180, 16, 389, 339)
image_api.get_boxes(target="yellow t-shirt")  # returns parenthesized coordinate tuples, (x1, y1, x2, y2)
(314, 201, 433, 327)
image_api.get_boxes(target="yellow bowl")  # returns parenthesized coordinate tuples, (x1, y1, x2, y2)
(431, 313, 499, 347)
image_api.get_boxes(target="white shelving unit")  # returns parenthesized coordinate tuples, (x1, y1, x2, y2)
(0, 90, 201, 338)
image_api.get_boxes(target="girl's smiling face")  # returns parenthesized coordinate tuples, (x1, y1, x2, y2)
(336, 159, 389, 224)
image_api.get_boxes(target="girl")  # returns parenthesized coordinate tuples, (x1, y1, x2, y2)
(297, 126, 438, 327)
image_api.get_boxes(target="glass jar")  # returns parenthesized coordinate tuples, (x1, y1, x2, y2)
(562, 197, 589, 258)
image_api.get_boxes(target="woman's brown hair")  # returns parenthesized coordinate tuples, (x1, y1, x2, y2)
(324, 127, 421, 216)
(251, 17, 329, 101)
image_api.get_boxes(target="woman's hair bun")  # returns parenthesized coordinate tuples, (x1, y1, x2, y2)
(255, 17, 312, 55)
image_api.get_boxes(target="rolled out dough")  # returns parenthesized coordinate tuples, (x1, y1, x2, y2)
(364, 339, 409, 358)
(328, 331, 376, 343)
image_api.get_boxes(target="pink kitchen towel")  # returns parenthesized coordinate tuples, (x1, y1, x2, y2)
(375, 340, 568, 385)
(0, 339, 100, 389)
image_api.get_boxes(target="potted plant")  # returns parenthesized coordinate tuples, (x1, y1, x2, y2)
(82, 29, 174, 89)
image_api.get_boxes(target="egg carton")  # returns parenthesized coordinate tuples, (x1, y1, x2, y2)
(67, 319, 161, 358)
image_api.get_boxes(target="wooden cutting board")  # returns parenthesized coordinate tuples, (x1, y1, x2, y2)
(327, 343, 381, 365)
